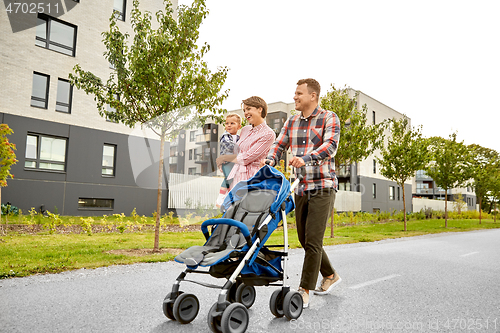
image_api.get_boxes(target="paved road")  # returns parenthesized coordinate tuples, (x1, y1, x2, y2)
(1, 229, 500, 333)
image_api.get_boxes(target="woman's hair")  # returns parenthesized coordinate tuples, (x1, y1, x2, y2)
(225, 112, 242, 125)
(242, 96, 268, 118)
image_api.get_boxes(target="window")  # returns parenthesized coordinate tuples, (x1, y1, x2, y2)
(372, 183, 377, 199)
(188, 167, 196, 175)
(106, 94, 119, 122)
(36, 14, 77, 56)
(25, 134, 67, 171)
(113, 0, 126, 21)
(78, 198, 114, 210)
(373, 159, 377, 174)
(397, 187, 400, 201)
(189, 149, 193, 160)
(102, 144, 116, 176)
(372, 111, 376, 125)
(190, 131, 196, 142)
(31, 72, 49, 108)
(389, 186, 395, 200)
(56, 78, 73, 113)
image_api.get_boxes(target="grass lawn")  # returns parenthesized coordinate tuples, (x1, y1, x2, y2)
(1, 218, 499, 279)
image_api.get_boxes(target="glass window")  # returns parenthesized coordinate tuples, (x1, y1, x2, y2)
(113, 0, 126, 20)
(389, 186, 395, 200)
(372, 111, 376, 125)
(190, 131, 196, 142)
(25, 134, 67, 171)
(56, 79, 72, 113)
(372, 183, 377, 199)
(102, 144, 116, 176)
(373, 160, 376, 174)
(78, 198, 114, 209)
(31, 72, 49, 108)
(36, 14, 76, 56)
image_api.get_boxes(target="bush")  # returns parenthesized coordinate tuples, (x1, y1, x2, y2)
(1, 203, 19, 216)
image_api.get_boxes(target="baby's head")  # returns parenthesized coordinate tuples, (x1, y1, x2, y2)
(225, 113, 242, 135)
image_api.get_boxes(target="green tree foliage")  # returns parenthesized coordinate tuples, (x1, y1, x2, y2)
(425, 133, 472, 228)
(69, 0, 229, 251)
(377, 116, 430, 231)
(0, 123, 17, 229)
(320, 85, 387, 237)
(468, 144, 499, 223)
(320, 86, 387, 170)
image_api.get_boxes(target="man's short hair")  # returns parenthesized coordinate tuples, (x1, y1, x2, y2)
(297, 78, 321, 99)
(242, 96, 268, 118)
(225, 112, 242, 125)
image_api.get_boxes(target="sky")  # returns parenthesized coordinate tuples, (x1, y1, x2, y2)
(178, 0, 500, 153)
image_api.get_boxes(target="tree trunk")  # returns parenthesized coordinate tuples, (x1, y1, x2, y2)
(495, 201, 497, 223)
(402, 184, 407, 232)
(478, 197, 482, 224)
(153, 132, 166, 252)
(444, 191, 448, 228)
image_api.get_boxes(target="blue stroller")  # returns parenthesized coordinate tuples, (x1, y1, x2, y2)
(163, 165, 305, 333)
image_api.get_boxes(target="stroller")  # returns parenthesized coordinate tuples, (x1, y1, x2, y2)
(163, 164, 305, 333)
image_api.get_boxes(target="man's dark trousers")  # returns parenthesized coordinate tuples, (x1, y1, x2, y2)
(294, 188, 336, 290)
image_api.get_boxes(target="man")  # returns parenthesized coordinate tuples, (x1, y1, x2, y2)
(263, 78, 341, 308)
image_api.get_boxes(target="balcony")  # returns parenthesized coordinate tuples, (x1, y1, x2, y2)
(169, 156, 178, 164)
(194, 153, 211, 164)
(196, 133, 211, 144)
(337, 165, 351, 178)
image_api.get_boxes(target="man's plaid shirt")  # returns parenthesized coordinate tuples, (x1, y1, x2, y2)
(267, 106, 341, 196)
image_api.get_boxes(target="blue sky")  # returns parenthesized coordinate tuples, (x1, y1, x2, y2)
(178, 0, 500, 152)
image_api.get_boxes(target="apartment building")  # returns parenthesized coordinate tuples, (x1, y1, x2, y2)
(412, 170, 477, 210)
(0, 0, 174, 216)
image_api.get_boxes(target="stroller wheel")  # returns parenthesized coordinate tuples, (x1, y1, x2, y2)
(269, 290, 284, 318)
(228, 281, 240, 303)
(207, 302, 225, 333)
(163, 292, 182, 320)
(173, 293, 200, 324)
(235, 284, 256, 309)
(221, 303, 249, 333)
(283, 291, 303, 320)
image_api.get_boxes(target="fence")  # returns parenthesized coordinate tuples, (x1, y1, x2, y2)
(167, 173, 362, 212)
(412, 197, 478, 213)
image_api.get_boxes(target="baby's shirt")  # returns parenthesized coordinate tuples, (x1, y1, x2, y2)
(220, 131, 240, 155)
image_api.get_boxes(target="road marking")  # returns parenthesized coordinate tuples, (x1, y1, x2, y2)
(460, 251, 479, 257)
(349, 274, 401, 290)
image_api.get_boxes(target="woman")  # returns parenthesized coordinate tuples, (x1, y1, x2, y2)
(216, 96, 276, 192)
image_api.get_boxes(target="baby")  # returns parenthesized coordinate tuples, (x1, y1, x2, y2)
(216, 113, 242, 207)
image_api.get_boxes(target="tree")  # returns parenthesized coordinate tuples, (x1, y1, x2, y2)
(69, 0, 229, 251)
(468, 144, 499, 224)
(426, 133, 472, 228)
(377, 116, 430, 231)
(0, 124, 17, 233)
(320, 85, 387, 237)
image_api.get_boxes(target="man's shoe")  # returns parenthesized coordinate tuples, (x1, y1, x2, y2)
(313, 273, 342, 295)
(298, 288, 309, 308)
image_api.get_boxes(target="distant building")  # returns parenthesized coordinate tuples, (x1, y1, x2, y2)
(412, 170, 477, 211)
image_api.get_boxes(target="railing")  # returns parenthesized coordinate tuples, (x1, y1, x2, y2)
(196, 133, 211, 143)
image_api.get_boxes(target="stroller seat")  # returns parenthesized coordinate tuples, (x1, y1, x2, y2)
(175, 189, 277, 267)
